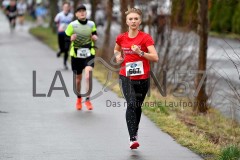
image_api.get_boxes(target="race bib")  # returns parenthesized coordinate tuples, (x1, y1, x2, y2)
(9, 12, 17, 17)
(125, 61, 144, 76)
(76, 48, 91, 58)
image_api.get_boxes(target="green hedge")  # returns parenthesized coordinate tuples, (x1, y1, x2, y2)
(232, 1, 240, 34)
(210, 0, 238, 33)
(172, 0, 198, 30)
(172, 0, 240, 35)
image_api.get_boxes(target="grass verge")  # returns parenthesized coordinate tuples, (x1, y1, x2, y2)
(209, 31, 240, 40)
(29, 26, 240, 160)
(29, 26, 58, 51)
(218, 145, 240, 160)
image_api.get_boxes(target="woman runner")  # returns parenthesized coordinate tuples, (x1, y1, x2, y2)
(114, 8, 159, 149)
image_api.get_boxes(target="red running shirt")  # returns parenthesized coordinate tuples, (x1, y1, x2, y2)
(116, 31, 154, 80)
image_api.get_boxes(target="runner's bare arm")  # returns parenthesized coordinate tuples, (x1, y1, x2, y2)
(71, 34, 77, 41)
(144, 45, 159, 62)
(130, 45, 158, 62)
(91, 35, 98, 41)
(114, 43, 123, 64)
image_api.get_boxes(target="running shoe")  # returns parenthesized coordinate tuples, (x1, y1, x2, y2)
(57, 51, 61, 58)
(85, 100, 93, 110)
(76, 98, 82, 110)
(129, 141, 140, 149)
(64, 64, 68, 70)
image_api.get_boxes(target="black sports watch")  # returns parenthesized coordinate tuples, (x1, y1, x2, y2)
(139, 51, 144, 57)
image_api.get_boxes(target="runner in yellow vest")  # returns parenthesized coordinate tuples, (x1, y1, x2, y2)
(65, 4, 98, 110)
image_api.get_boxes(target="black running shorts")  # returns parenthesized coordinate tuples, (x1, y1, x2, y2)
(71, 55, 95, 75)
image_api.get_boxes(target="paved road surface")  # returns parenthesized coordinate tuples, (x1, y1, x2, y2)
(0, 11, 202, 160)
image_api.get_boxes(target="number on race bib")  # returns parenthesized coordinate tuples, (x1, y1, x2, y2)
(129, 68, 141, 74)
(77, 48, 91, 58)
(126, 61, 144, 76)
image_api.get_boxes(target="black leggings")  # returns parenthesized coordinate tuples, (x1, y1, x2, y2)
(8, 17, 16, 29)
(58, 33, 70, 65)
(119, 75, 149, 141)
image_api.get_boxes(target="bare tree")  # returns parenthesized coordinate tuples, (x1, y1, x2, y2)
(90, 0, 99, 21)
(73, 0, 79, 14)
(214, 40, 240, 121)
(195, 0, 209, 113)
(73, 0, 87, 19)
(129, 0, 134, 8)
(49, 0, 58, 33)
(101, 0, 113, 60)
(120, 0, 128, 32)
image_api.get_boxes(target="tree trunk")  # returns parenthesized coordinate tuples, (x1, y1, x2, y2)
(49, 0, 58, 33)
(129, 0, 134, 8)
(101, 0, 113, 61)
(73, 0, 79, 13)
(178, 0, 185, 26)
(90, 0, 99, 21)
(120, 0, 128, 32)
(195, 0, 209, 113)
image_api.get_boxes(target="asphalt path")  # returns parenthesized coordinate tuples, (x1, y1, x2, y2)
(0, 11, 202, 160)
